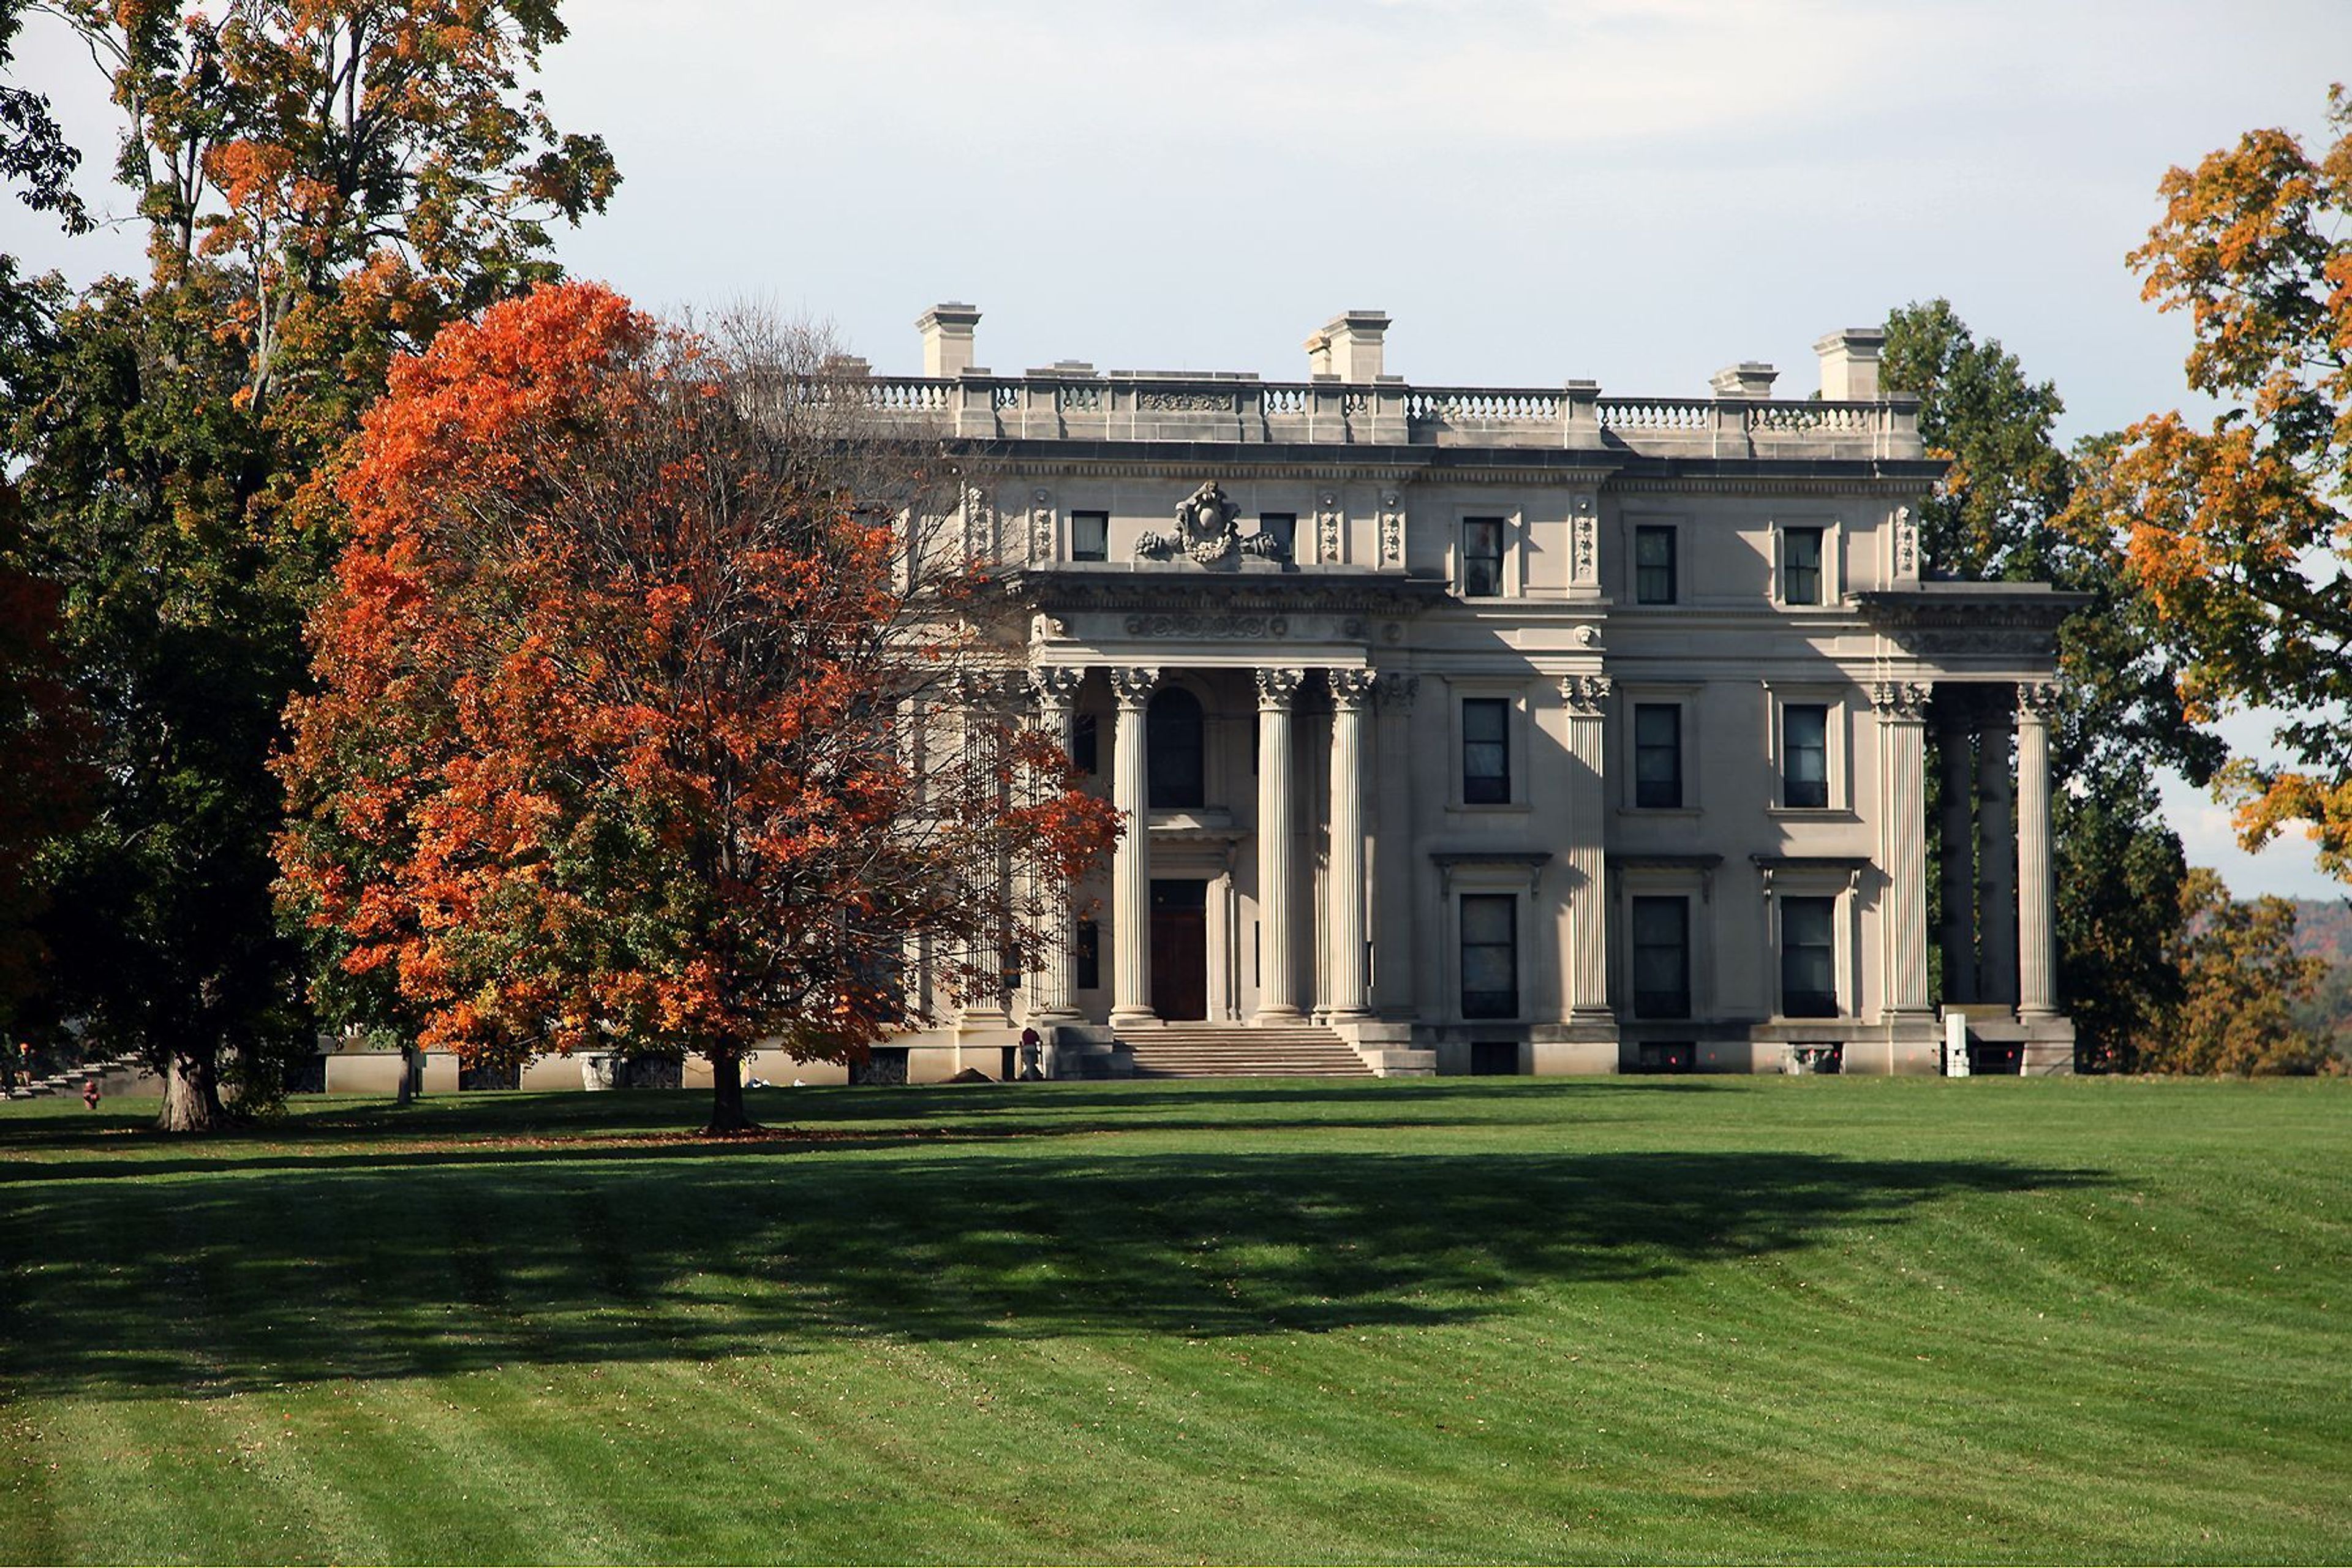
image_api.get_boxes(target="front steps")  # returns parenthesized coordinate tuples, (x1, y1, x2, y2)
(1117, 1023, 1375, 1079)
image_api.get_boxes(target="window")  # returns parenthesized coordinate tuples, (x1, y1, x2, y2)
(1259, 512, 1296, 560)
(1075, 920, 1100, 991)
(1782, 526, 1824, 605)
(1781, 896, 1838, 1017)
(1632, 897, 1691, 1018)
(1460, 895, 1518, 1019)
(1461, 698, 1510, 804)
(1469, 1041, 1519, 1076)
(1634, 703, 1682, 808)
(1070, 511, 1109, 562)
(1462, 516, 1505, 597)
(1072, 713, 1099, 775)
(1635, 526, 1677, 605)
(1784, 704, 1830, 809)
(1146, 688, 1204, 809)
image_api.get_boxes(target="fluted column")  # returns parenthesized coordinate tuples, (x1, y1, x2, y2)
(1936, 699, 1977, 1004)
(1875, 682, 1933, 1017)
(1372, 673, 1419, 1018)
(956, 671, 1014, 1027)
(1324, 669, 1377, 1019)
(1560, 674, 1614, 1022)
(2017, 682, 2059, 1017)
(1107, 666, 1161, 1028)
(1976, 701, 2018, 1006)
(1027, 666, 1085, 1022)
(1254, 667, 1306, 1023)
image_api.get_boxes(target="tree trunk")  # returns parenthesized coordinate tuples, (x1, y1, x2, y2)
(156, 1051, 227, 1134)
(703, 1050, 758, 1136)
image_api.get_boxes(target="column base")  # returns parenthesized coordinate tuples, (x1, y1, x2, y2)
(1253, 1007, 1306, 1027)
(1107, 1006, 1159, 1031)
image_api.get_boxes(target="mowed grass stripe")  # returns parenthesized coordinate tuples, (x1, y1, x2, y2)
(0, 1076, 2345, 1562)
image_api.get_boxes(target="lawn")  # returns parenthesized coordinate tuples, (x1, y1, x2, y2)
(0, 1076, 2344, 1564)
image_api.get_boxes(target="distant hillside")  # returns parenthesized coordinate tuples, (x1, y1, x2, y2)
(2288, 898, 2352, 1057)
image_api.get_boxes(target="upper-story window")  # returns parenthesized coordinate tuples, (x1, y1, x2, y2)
(1462, 698, 1510, 804)
(1634, 703, 1683, 809)
(1635, 526, 1678, 605)
(1462, 516, 1506, 597)
(1784, 704, 1830, 809)
(1146, 688, 1204, 808)
(1782, 526, 1825, 605)
(1070, 511, 1109, 562)
(1259, 513, 1297, 560)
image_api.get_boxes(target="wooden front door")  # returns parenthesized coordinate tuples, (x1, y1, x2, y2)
(1150, 879, 1208, 1020)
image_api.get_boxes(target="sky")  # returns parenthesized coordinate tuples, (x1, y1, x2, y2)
(7, 0, 2351, 899)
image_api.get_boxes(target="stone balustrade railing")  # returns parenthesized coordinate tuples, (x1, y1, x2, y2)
(843, 372, 1921, 460)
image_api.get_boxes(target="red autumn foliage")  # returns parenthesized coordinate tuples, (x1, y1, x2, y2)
(276, 282, 1117, 1130)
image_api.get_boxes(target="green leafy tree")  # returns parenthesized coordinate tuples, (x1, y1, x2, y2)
(6, 0, 616, 1129)
(1883, 301, 2220, 1068)
(2147, 870, 2332, 1074)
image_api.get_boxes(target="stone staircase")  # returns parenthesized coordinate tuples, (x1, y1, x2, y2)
(5, 1051, 148, 1099)
(1118, 1023, 1374, 1079)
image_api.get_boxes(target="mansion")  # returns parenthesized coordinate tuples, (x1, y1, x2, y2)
(835, 304, 2081, 1083)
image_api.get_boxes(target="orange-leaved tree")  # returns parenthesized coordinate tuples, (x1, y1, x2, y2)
(2069, 86, 2352, 878)
(276, 282, 1118, 1131)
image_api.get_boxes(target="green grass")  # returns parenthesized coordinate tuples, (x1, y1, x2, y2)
(0, 1076, 2345, 1564)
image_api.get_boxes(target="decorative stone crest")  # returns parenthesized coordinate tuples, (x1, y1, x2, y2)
(1560, 674, 1613, 715)
(1870, 680, 1932, 720)
(1134, 480, 1283, 565)
(1376, 671, 1419, 713)
(1328, 668, 1378, 709)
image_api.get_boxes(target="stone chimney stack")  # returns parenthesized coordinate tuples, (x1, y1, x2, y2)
(1815, 328, 1885, 400)
(1709, 361, 1779, 399)
(1305, 309, 1391, 382)
(916, 302, 981, 378)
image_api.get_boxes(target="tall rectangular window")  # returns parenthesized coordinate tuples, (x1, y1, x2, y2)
(1070, 511, 1109, 562)
(1072, 713, 1099, 775)
(1462, 698, 1510, 804)
(1259, 512, 1297, 560)
(1634, 703, 1682, 809)
(1460, 895, 1517, 1019)
(1635, 526, 1677, 605)
(1075, 920, 1101, 991)
(1632, 897, 1691, 1018)
(1784, 704, 1829, 809)
(1781, 897, 1838, 1017)
(1782, 527, 1823, 605)
(1462, 517, 1505, 597)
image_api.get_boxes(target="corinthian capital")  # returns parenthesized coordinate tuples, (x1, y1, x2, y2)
(1254, 666, 1306, 707)
(1327, 668, 1378, 709)
(1559, 674, 1613, 715)
(2017, 681, 2063, 722)
(1109, 666, 1163, 709)
(1870, 680, 1932, 721)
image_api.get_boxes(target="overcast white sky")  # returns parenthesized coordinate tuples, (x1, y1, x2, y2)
(7, 0, 2350, 898)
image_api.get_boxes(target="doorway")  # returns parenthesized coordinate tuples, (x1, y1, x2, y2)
(1150, 879, 1208, 1020)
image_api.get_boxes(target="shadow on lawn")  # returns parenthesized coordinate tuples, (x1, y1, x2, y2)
(0, 1088, 2108, 1398)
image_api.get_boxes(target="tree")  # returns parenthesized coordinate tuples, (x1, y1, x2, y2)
(2072, 86, 2352, 879)
(4, 0, 616, 1129)
(2145, 869, 2332, 1074)
(276, 283, 1120, 1134)
(0, 0, 89, 232)
(1882, 301, 2218, 1068)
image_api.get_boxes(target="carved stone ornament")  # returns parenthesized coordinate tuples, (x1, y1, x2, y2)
(1560, 674, 1614, 715)
(1894, 505, 1918, 578)
(1328, 668, 1378, 709)
(1379, 492, 1405, 566)
(1122, 612, 1289, 639)
(963, 484, 994, 562)
(1137, 480, 1249, 565)
(1028, 665, 1084, 710)
(1571, 493, 1597, 584)
(1318, 491, 1343, 564)
(1254, 666, 1306, 706)
(1870, 680, 1933, 720)
(1030, 488, 1054, 565)
(1109, 666, 1163, 707)
(2017, 680, 2062, 720)
(1376, 671, 1420, 712)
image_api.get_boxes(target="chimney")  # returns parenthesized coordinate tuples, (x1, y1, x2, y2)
(1815, 328, 1884, 401)
(1709, 361, 1779, 399)
(916, 302, 981, 378)
(1306, 309, 1390, 382)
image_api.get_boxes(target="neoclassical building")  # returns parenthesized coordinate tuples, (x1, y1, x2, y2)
(857, 305, 2078, 1082)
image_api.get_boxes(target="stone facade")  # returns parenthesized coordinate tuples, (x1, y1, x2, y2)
(873, 307, 2078, 1080)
